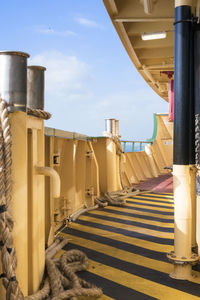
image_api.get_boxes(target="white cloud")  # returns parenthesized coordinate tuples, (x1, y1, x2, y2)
(34, 26, 76, 37)
(30, 51, 92, 102)
(75, 17, 104, 29)
(29, 51, 168, 140)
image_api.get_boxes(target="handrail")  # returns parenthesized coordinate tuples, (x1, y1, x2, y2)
(120, 140, 152, 152)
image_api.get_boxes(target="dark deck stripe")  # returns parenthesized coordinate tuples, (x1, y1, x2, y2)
(76, 219, 174, 245)
(122, 205, 174, 216)
(128, 196, 174, 205)
(63, 227, 168, 262)
(126, 199, 174, 210)
(65, 243, 200, 298)
(104, 208, 174, 223)
(78, 270, 158, 300)
(140, 194, 174, 201)
(84, 212, 174, 233)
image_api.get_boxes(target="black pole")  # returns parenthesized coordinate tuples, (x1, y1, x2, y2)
(194, 29, 200, 195)
(189, 22, 195, 165)
(174, 5, 192, 165)
(194, 30, 200, 116)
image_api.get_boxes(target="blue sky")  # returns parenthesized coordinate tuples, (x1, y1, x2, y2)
(1, 0, 168, 140)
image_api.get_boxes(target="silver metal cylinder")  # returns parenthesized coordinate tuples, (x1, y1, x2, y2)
(105, 118, 116, 135)
(115, 120, 119, 136)
(27, 66, 46, 110)
(0, 51, 29, 111)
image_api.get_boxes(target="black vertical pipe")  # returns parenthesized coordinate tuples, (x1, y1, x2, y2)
(189, 23, 195, 165)
(174, 5, 192, 165)
(194, 28, 200, 196)
(194, 30, 200, 116)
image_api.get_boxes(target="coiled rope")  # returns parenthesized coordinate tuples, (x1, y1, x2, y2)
(26, 236, 102, 300)
(27, 107, 51, 120)
(0, 98, 102, 299)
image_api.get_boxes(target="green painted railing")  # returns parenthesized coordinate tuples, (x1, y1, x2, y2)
(121, 113, 158, 153)
(120, 140, 152, 152)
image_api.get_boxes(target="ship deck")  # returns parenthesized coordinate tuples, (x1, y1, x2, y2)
(59, 191, 200, 300)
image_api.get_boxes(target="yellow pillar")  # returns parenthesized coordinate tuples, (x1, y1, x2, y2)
(167, 165, 198, 279)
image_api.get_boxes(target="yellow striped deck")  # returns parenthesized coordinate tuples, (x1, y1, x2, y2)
(59, 192, 200, 299)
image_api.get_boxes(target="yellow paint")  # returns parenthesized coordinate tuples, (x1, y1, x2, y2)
(0, 112, 46, 298)
(127, 197, 174, 207)
(92, 137, 122, 194)
(88, 209, 174, 228)
(134, 194, 174, 202)
(171, 165, 195, 280)
(68, 222, 173, 253)
(142, 193, 174, 200)
(105, 205, 174, 220)
(126, 202, 174, 212)
(175, 0, 193, 7)
(62, 232, 173, 274)
(44, 135, 100, 241)
(88, 260, 199, 300)
(78, 214, 174, 239)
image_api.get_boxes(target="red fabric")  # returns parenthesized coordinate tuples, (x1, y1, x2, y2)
(168, 80, 174, 122)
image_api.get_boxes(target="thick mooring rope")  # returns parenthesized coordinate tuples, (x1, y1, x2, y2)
(0, 98, 24, 300)
(26, 236, 102, 300)
(0, 99, 102, 299)
(27, 107, 51, 120)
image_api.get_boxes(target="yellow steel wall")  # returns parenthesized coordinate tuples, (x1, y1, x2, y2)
(44, 134, 100, 245)
(123, 114, 173, 186)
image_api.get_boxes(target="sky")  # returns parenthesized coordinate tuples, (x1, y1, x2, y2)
(0, 0, 168, 140)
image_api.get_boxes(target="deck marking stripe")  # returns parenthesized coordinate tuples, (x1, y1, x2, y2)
(84, 212, 174, 233)
(104, 207, 174, 223)
(105, 205, 174, 219)
(118, 204, 174, 215)
(89, 209, 174, 228)
(125, 202, 174, 212)
(65, 243, 200, 298)
(68, 222, 173, 253)
(78, 215, 174, 240)
(76, 218, 174, 245)
(142, 194, 174, 200)
(62, 227, 169, 262)
(126, 201, 174, 210)
(127, 198, 174, 207)
(78, 271, 157, 300)
(62, 231, 172, 270)
(134, 195, 174, 202)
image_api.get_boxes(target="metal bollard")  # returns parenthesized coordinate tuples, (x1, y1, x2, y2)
(0, 51, 29, 111)
(27, 65, 46, 110)
(105, 118, 116, 136)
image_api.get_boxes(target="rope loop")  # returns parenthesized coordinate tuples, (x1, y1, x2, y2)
(27, 107, 51, 120)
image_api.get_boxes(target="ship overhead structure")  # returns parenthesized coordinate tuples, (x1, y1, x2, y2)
(103, 0, 175, 102)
